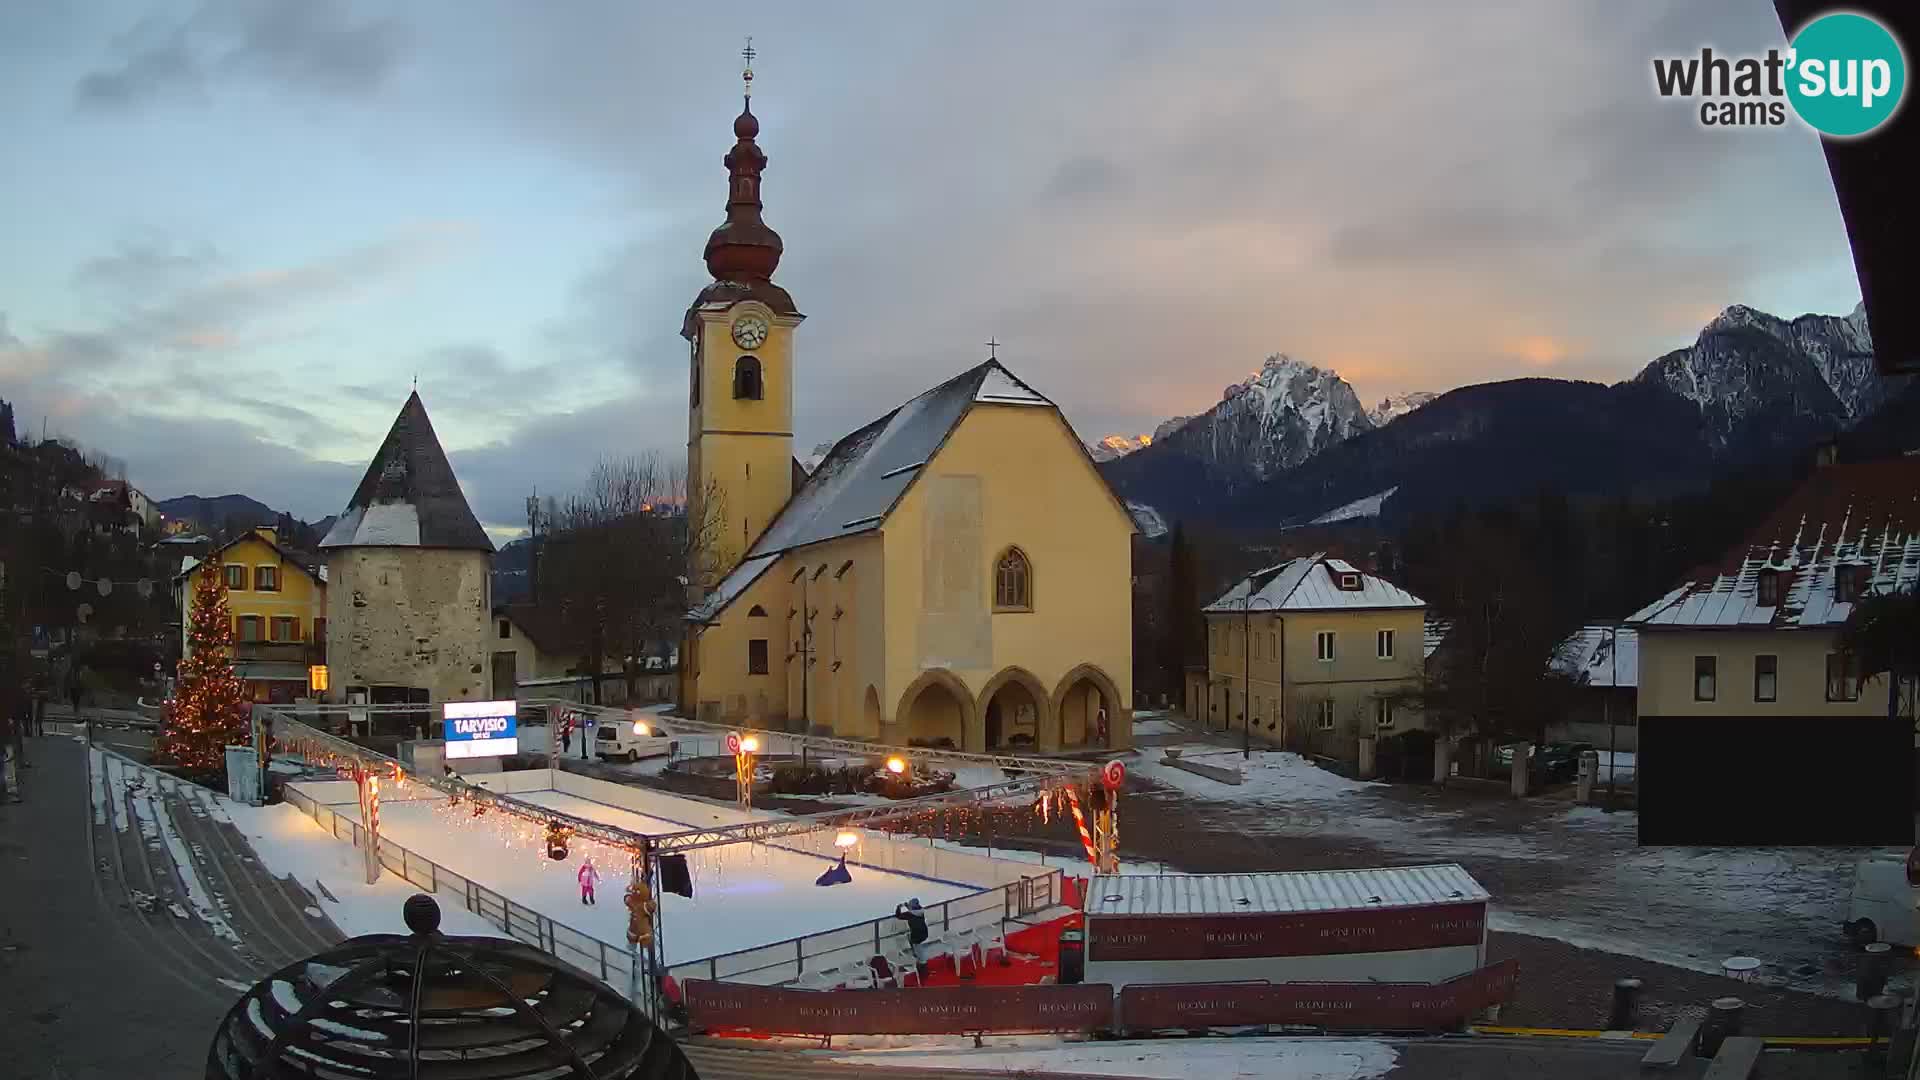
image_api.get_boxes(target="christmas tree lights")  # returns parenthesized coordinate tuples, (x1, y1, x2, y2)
(157, 550, 253, 776)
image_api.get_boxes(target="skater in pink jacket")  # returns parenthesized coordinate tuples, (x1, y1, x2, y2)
(578, 858, 601, 905)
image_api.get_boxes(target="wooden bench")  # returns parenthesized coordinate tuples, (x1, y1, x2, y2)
(1641, 1016, 1703, 1069)
(1701, 1036, 1764, 1080)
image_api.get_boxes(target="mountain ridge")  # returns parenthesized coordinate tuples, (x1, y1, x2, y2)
(1103, 301, 1901, 535)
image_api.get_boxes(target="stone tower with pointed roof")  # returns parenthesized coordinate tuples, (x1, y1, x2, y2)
(321, 392, 496, 713)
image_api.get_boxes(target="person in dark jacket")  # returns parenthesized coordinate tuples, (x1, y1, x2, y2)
(0, 713, 19, 803)
(894, 898, 930, 970)
(5, 695, 24, 770)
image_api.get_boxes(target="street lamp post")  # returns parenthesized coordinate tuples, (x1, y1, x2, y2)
(1606, 623, 1619, 812)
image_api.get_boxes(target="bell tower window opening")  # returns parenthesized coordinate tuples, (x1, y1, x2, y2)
(733, 356, 763, 400)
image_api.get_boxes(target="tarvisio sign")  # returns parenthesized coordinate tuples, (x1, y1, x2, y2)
(443, 700, 519, 760)
(1087, 902, 1487, 962)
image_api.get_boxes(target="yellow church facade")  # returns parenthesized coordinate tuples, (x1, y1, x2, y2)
(677, 81, 1133, 754)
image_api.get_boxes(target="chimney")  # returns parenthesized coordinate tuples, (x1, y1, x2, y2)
(255, 525, 278, 544)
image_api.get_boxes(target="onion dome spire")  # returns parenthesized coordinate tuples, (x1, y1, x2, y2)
(704, 37, 783, 283)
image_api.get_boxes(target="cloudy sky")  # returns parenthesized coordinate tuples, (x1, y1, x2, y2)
(0, 2, 1866, 537)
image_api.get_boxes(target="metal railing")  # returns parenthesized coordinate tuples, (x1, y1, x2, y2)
(664, 871, 1059, 987)
(280, 785, 645, 998)
(284, 780, 1060, 998)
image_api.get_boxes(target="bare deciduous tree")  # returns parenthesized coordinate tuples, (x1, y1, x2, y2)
(536, 454, 726, 704)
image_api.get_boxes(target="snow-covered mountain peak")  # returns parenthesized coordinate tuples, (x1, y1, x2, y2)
(1705, 304, 1780, 335)
(1087, 434, 1154, 462)
(1119, 353, 1371, 484)
(1367, 392, 1439, 428)
(1152, 415, 1193, 442)
(1225, 355, 1369, 443)
(1635, 301, 1895, 431)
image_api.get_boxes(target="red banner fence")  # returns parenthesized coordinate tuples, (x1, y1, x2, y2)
(1115, 959, 1519, 1032)
(685, 981, 1115, 1036)
(685, 960, 1517, 1036)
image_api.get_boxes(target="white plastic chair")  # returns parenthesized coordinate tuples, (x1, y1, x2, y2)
(797, 963, 841, 990)
(946, 927, 980, 976)
(844, 961, 877, 990)
(975, 925, 1011, 966)
(897, 947, 924, 987)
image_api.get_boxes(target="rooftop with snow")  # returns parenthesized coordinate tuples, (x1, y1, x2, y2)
(1628, 456, 1920, 630)
(1204, 552, 1425, 613)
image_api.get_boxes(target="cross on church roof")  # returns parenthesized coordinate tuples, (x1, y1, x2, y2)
(742, 36, 755, 99)
(985, 337, 1000, 360)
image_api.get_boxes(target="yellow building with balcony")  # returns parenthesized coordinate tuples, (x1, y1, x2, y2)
(175, 526, 327, 703)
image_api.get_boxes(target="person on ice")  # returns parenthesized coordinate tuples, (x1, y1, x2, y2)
(578, 858, 600, 905)
(894, 898, 930, 973)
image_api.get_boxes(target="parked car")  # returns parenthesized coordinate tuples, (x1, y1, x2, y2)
(1490, 741, 1594, 785)
(1537, 743, 1597, 784)
(594, 716, 675, 763)
(1491, 742, 1529, 775)
(1846, 849, 1920, 947)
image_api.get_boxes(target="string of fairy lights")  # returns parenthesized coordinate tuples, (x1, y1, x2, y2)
(274, 723, 1119, 914)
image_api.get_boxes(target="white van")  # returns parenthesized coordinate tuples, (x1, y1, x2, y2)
(1845, 849, 1920, 947)
(594, 715, 675, 763)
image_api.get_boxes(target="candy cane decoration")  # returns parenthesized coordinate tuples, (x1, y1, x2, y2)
(362, 771, 382, 885)
(1063, 785, 1098, 868)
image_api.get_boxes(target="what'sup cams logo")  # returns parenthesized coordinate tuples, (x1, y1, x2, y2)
(1654, 11, 1907, 137)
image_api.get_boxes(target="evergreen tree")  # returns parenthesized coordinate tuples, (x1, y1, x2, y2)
(1163, 522, 1199, 693)
(158, 551, 252, 776)
(1840, 586, 1920, 725)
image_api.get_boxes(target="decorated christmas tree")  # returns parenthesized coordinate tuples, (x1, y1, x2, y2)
(158, 551, 252, 775)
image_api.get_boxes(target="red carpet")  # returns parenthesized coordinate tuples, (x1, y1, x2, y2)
(694, 894, 1090, 1037)
(906, 911, 1081, 988)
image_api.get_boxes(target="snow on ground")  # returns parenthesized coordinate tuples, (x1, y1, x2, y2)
(1131, 718, 1183, 737)
(88, 748, 108, 825)
(1311, 486, 1400, 525)
(1131, 738, 1891, 999)
(215, 797, 499, 939)
(831, 1037, 1398, 1079)
(326, 789, 977, 965)
(1131, 748, 1380, 803)
(96, 749, 498, 941)
(103, 752, 244, 945)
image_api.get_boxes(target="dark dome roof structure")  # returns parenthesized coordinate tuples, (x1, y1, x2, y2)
(206, 895, 696, 1080)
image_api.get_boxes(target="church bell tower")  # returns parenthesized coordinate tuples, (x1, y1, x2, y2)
(684, 40, 804, 592)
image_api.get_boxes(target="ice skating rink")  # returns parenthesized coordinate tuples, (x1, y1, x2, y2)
(343, 789, 978, 965)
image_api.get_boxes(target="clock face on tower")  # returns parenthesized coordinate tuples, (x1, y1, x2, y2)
(731, 314, 770, 350)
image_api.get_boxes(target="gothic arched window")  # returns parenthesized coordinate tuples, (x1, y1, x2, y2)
(994, 547, 1032, 611)
(733, 356, 763, 400)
